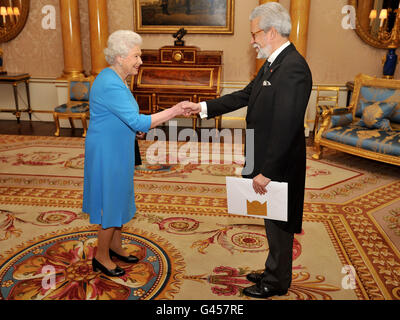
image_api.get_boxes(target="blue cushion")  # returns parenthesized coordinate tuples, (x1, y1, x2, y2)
(55, 103, 89, 113)
(70, 81, 90, 101)
(356, 86, 397, 117)
(331, 113, 353, 128)
(322, 125, 400, 156)
(390, 103, 400, 124)
(357, 101, 397, 130)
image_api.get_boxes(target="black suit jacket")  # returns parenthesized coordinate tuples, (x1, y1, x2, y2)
(207, 43, 312, 233)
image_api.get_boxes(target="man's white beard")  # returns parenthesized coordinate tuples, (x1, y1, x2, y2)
(253, 43, 272, 59)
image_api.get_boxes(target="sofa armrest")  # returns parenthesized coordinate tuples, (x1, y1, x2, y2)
(331, 106, 353, 115)
(315, 105, 353, 143)
(319, 105, 353, 121)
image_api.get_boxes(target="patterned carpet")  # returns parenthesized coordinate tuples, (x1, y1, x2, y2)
(0, 135, 399, 300)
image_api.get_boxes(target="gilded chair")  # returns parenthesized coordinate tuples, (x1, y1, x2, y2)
(53, 77, 93, 137)
(311, 86, 340, 142)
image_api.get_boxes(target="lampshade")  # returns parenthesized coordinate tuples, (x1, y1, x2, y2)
(6, 7, 13, 16)
(13, 7, 20, 16)
(369, 9, 377, 20)
(0, 7, 7, 16)
(379, 9, 388, 20)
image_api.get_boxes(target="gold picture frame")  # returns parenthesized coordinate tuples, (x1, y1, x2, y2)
(348, 0, 400, 49)
(0, 0, 30, 43)
(134, 0, 234, 34)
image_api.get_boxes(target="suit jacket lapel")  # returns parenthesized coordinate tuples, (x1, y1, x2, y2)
(250, 62, 281, 108)
(270, 43, 296, 68)
(262, 43, 296, 81)
(263, 63, 281, 80)
(249, 43, 296, 107)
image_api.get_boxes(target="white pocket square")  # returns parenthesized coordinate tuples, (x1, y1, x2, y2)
(263, 81, 272, 86)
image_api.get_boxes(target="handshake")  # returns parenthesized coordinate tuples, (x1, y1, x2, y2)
(172, 101, 202, 117)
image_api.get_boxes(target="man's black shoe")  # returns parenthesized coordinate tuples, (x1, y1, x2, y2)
(242, 284, 288, 299)
(246, 272, 263, 283)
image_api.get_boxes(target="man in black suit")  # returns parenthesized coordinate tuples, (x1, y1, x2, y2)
(183, 2, 312, 298)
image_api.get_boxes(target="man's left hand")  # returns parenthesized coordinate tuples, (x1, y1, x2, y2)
(252, 174, 271, 195)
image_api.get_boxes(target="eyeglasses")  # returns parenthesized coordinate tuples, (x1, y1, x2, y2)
(251, 29, 264, 40)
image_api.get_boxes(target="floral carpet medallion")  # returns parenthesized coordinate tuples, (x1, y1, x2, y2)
(0, 135, 400, 300)
(0, 227, 184, 300)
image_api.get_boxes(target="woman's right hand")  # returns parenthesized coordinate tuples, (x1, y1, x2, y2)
(150, 101, 200, 129)
(171, 101, 192, 117)
(172, 101, 201, 117)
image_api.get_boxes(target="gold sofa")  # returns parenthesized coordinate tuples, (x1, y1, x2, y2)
(313, 74, 400, 166)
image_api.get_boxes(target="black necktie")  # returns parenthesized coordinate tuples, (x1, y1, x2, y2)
(263, 61, 271, 74)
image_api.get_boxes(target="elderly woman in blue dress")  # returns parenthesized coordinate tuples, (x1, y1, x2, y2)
(83, 30, 189, 277)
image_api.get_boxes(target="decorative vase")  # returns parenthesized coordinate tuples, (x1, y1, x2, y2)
(383, 48, 398, 79)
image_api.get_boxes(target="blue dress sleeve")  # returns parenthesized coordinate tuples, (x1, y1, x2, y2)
(103, 81, 152, 133)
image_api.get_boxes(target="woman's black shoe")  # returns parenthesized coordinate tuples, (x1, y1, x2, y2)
(92, 257, 125, 277)
(109, 249, 139, 263)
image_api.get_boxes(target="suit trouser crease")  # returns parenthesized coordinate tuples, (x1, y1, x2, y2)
(261, 220, 294, 291)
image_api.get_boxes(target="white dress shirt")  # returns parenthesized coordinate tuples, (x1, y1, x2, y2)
(199, 41, 291, 119)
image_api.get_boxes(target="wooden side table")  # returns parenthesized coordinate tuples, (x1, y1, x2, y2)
(0, 73, 32, 123)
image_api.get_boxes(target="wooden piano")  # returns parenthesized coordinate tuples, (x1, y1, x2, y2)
(130, 45, 223, 130)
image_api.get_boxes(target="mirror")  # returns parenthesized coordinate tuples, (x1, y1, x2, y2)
(350, 0, 400, 49)
(0, 0, 29, 43)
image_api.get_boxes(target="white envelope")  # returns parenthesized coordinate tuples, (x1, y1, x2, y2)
(226, 176, 288, 221)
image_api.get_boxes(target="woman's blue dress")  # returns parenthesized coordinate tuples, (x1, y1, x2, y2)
(82, 68, 151, 228)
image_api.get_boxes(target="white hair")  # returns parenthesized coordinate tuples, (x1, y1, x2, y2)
(249, 2, 292, 37)
(104, 30, 143, 65)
